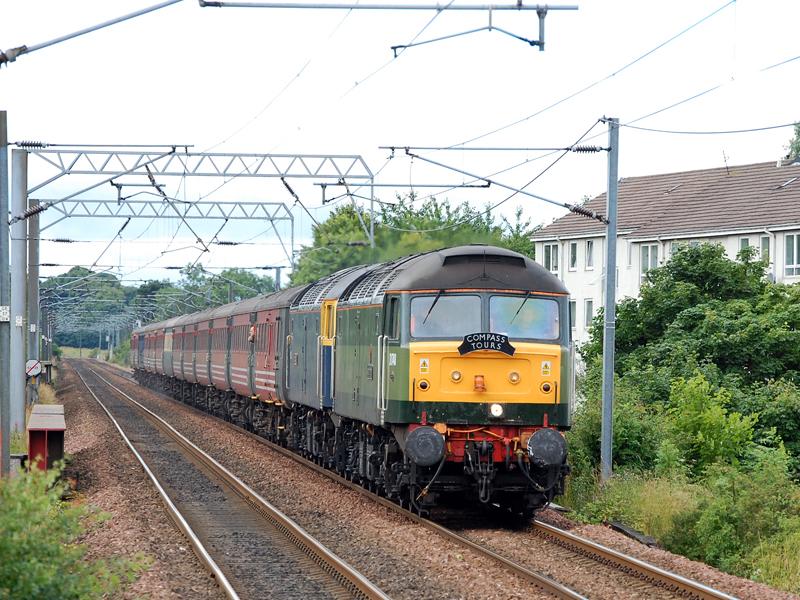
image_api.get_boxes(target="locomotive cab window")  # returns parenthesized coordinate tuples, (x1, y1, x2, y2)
(410, 294, 480, 339)
(385, 296, 400, 339)
(489, 295, 560, 340)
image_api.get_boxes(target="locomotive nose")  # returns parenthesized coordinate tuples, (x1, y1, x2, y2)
(527, 427, 567, 468)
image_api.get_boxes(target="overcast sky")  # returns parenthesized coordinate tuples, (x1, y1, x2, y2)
(2, 0, 799, 284)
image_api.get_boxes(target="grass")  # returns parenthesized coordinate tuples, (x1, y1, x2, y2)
(748, 528, 800, 593)
(567, 471, 701, 541)
(10, 430, 26, 454)
(59, 346, 101, 359)
(38, 383, 57, 405)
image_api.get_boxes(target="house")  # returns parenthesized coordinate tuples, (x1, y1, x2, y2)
(531, 159, 800, 344)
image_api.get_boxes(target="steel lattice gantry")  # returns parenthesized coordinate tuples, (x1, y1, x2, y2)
(28, 148, 373, 193)
(37, 198, 295, 232)
(2, 144, 375, 441)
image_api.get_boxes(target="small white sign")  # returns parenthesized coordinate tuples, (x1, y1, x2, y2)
(419, 358, 430, 373)
(15, 315, 23, 327)
(26, 359, 42, 377)
(30, 323, 36, 333)
(389, 353, 397, 366)
(541, 360, 552, 376)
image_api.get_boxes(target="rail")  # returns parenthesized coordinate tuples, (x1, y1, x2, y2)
(77, 363, 389, 600)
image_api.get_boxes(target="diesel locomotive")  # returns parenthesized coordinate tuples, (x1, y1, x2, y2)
(132, 245, 574, 516)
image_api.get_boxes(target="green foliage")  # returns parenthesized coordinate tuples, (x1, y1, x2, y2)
(567, 358, 667, 474)
(290, 196, 538, 285)
(746, 524, 800, 593)
(110, 338, 131, 367)
(581, 243, 769, 375)
(785, 122, 800, 159)
(569, 241, 800, 591)
(571, 471, 700, 542)
(733, 378, 800, 476)
(0, 467, 148, 599)
(666, 448, 800, 574)
(667, 373, 756, 476)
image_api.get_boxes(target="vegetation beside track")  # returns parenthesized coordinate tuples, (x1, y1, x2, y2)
(0, 466, 149, 599)
(564, 243, 800, 593)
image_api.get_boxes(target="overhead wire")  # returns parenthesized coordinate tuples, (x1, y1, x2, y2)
(202, 5, 358, 152)
(406, 49, 800, 207)
(338, 0, 455, 100)
(379, 119, 602, 234)
(616, 121, 798, 136)
(446, 0, 736, 148)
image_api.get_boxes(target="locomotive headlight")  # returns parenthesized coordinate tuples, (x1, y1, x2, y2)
(508, 371, 520, 384)
(451, 370, 462, 383)
(489, 403, 504, 418)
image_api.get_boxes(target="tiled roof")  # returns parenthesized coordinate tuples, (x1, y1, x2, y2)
(532, 160, 800, 240)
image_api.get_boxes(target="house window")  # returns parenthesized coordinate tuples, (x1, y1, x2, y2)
(569, 242, 577, 271)
(543, 243, 559, 273)
(786, 234, 800, 276)
(760, 235, 770, 262)
(739, 237, 752, 253)
(584, 299, 594, 329)
(569, 301, 576, 330)
(586, 240, 594, 269)
(640, 243, 659, 281)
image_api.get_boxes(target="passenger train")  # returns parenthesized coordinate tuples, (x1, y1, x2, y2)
(131, 245, 573, 516)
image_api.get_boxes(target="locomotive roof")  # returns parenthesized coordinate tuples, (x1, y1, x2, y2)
(132, 246, 566, 334)
(338, 245, 567, 305)
(291, 264, 372, 309)
(132, 285, 307, 334)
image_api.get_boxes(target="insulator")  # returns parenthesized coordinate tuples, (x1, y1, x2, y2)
(16, 140, 47, 148)
(21, 203, 48, 218)
(570, 204, 608, 223)
(571, 145, 604, 153)
(214, 240, 238, 246)
(52, 238, 75, 243)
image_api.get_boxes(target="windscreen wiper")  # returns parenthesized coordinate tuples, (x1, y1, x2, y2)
(510, 291, 531, 325)
(422, 289, 444, 325)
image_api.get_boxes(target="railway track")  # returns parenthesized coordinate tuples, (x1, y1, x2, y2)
(73, 362, 389, 600)
(88, 360, 739, 600)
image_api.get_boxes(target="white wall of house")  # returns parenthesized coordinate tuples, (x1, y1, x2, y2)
(534, 227, 800, 346)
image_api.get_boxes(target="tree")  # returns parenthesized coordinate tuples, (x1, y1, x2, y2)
(290, 195, 539, 285)
(785, 122, 800, 159)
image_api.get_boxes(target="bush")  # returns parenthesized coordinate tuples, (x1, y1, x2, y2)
(734, 378, 800, 477)
(0, 467, 147, 599)
(667, 373, 756, 476)
(665, 448, 800, 574)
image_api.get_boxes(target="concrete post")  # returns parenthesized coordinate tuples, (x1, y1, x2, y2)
(10, 149, 27, 432)
(27, 197, 39, 404)
(0, 111, 10, 475)
(600, 118, 619, 483)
